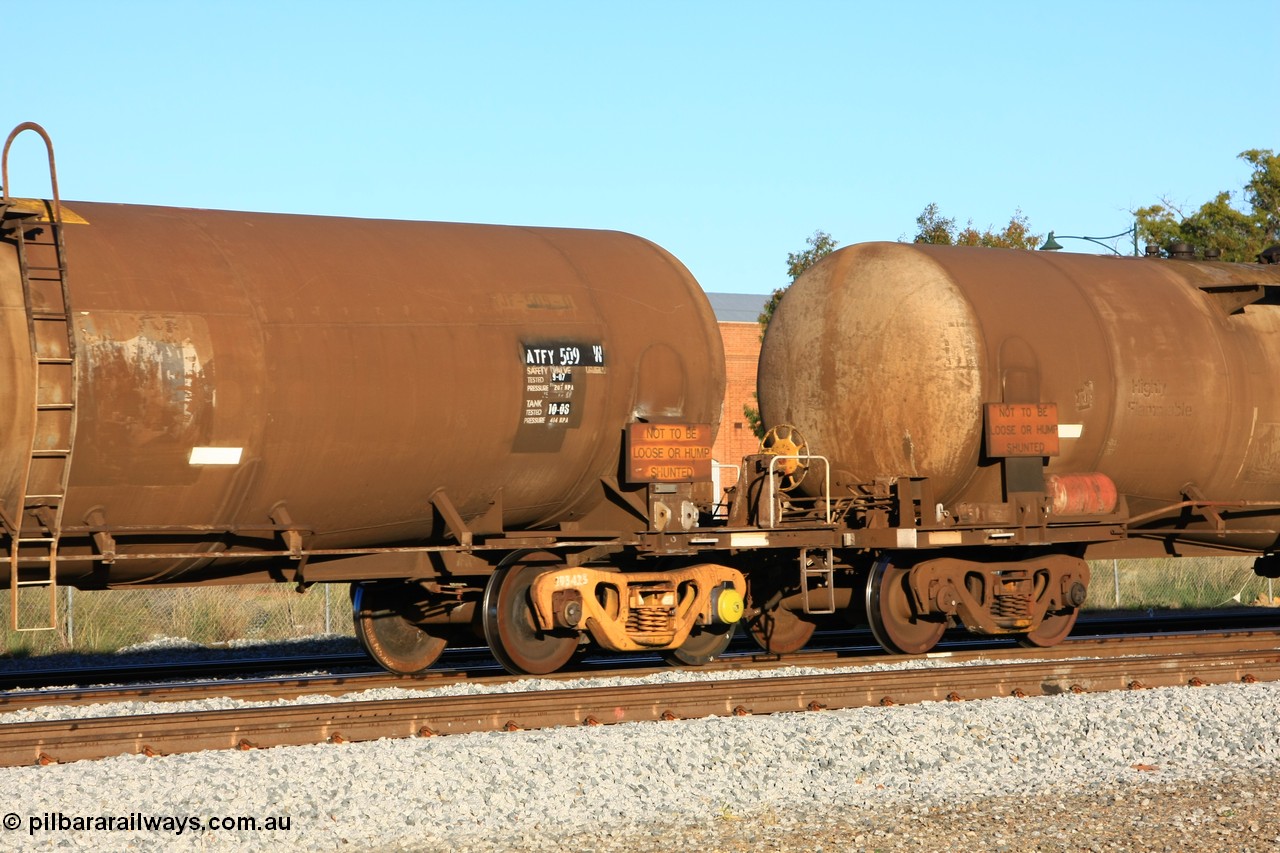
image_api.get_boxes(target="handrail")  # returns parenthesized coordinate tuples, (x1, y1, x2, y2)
(1126, 499, 1280, 528)
(766, 454, 831, 528)
(2, 122, 62, 224)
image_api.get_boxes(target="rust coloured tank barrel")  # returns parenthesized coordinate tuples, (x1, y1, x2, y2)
(759, 241, 1280, 550)
(0, 202, 725, 585)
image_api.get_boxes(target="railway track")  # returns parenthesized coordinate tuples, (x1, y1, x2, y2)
(0, 626, 1277, 713)
(3, 628, 1279, 767)
(4, 606, 1275, 693)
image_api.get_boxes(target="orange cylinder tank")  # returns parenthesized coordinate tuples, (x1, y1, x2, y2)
(759, 241, 1280, 550)
(0, 202, 725, 586)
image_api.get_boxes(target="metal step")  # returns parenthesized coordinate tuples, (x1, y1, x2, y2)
(800, 548, 837, 615)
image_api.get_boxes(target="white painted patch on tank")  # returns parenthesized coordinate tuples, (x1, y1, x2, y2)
(188, 446, 243, 465)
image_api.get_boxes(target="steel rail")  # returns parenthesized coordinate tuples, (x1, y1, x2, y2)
(6, 605, 1275, 695)
(2, 635, 1279, 767)
(3, 629, 1278, 713)
(0, 650, 376, 691)
(5, 628, 1280, 713)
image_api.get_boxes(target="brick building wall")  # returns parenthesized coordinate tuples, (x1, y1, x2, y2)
(714, 320, 763, 475)
(701, 292, 768, 509)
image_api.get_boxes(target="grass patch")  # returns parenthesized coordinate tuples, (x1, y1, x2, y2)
(1, 583, 355, 658)
(1086, 556, 1276, 610)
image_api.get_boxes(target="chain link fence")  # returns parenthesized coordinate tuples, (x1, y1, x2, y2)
(1092, 557, 1277, 610)
(2, 583, 355, 658)
(1, 557, 1276, 659)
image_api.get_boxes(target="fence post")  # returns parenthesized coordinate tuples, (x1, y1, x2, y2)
(325, 584, 332, 635)
(66, 586, 74, 646)
(1113, 560, 1120, 607)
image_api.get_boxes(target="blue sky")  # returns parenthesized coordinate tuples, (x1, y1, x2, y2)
(5, 1, 1277, 295)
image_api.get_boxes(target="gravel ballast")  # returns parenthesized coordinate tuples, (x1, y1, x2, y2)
(1, 669, 1278, 851)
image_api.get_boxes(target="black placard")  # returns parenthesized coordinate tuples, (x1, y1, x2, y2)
(515, 341, 606, 453)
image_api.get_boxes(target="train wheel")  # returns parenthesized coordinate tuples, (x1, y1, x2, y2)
(482, 554, 580, 675)
(1018, 607, 1079, 648)
(748, 605, 817, 654)
(662, 622, 736, 666)
(865, 556, 946, 655)
(351, 582, 448, 674)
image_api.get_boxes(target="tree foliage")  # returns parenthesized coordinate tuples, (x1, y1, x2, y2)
(1134, 149, 1280, 262)
(912, 203, 1041, 250)
(786, 229, 840, 281)
(755, 230, 838, 334)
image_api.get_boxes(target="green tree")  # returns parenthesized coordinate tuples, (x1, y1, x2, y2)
(913, 203, 1042, 250)
(786, 229, 840, 281)
(756, 229, 838, 334)
(1134, 149, 1280, 262)
(745, 230, 839, 437)
(913, 202, 957, 245)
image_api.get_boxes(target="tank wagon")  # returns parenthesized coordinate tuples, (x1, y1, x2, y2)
(1, 123, 743, 674)
(759, 240, 1280, 654)
(6, 122, 1280, 675)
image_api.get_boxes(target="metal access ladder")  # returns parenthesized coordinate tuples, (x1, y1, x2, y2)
(799, 547, 836, 615)
(2, 122, 79, 631)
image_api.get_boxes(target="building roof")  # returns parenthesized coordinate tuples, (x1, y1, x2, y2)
(705, 292, 769, 324)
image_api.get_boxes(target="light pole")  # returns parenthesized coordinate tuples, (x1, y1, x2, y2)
(1039, 222, 1139, 256)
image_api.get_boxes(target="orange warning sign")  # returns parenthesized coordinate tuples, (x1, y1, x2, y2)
(625, 423, 714, 483)
(984, 403, 1060, 457)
